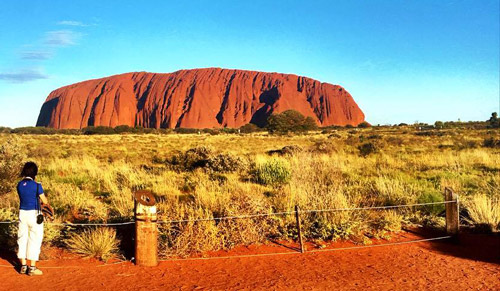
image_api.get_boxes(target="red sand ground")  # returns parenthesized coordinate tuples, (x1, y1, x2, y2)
(1, 231, 499, 290)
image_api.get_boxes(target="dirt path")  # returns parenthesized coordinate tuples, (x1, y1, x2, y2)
(1, 232, 499, 290)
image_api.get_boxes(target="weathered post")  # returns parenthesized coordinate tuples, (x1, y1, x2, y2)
(444, 187, 459, 236)
(134, 190, 158, 266)
(295, 205, 305, 253)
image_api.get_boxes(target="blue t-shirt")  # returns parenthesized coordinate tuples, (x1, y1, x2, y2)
(17, 178, 44, 211)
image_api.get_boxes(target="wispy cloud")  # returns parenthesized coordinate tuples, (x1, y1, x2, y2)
(57, 20, 89, 27)
(44, 30, 79, 46)
(0, 68, 49, 83)
(20, 50, 53, 60)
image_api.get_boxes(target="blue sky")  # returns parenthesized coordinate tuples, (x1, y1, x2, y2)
(0, 0, 498, 127)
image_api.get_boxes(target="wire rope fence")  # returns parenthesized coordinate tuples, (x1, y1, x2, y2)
(0, 188, 461, 266)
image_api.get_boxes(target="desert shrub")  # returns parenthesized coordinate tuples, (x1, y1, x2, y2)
(174, 128, 199, 134)
(239, 123, 260, 133)
(169, 146, 213, 171)
(463, 195, 500, 232)
(453, 139, 479, 150)
(487, 112, 499, 128)
(417, 191, 445, 215)
(358, 142, 378, 157)
(253, 158, 291, 186)
(82, 126, 116, 135)
(483, 138, 500, 148)
(202, 128, 220, 135)
(385, 136, 404, 146)
(267, 145, 303, 156)
(266, 110, 318, 134)
(373, 211, 404, 233)
(206, 153, 244, 173)
(65, 227, 119, 260)
(10, 126, 57, 135)
(305, 212, 362, 241)
(357, 121, 371, 128)
(114, 125, 137, 134)
(0, 208, 18, 249)
(415, 131, 444, 137)
(43, 223, 65, 246)
(0, 138, 25, 195)
(328, 133, 341, 139)
(311, 141, 336, 154)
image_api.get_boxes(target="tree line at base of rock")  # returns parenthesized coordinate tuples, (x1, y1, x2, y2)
(1, 111, 497, 135)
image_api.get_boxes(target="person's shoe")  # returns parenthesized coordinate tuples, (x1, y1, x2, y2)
(27, 266, 43, 276)
(19, 265, 28, 274)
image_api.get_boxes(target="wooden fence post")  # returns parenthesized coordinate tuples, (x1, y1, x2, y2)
(295, 205, 305, 253)
(444, 187, 459, 236)
(134, 190, 158, 266)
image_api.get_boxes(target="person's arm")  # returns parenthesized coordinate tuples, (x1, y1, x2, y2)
(39, 193, 49, 205)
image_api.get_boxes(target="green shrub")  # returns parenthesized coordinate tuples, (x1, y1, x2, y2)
(417, 191, 445, 215)
(253, 158, 291, 186)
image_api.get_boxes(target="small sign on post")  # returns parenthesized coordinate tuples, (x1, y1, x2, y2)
(134, 190, 158, 266)
(444, 187, 459, 236)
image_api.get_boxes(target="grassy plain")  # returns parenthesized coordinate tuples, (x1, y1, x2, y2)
(0, 127, 499, 258)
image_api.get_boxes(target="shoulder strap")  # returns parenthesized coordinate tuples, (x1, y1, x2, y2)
(36, 182, 41, 214)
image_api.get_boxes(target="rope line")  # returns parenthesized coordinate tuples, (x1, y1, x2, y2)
(159, 235, 452, 262)
(302, 201, 454, 214)
(157, 210, 294, 224)
(0, 201, 455, 226)
(0, 236, 452, 268)
(0, 260, 129, 269)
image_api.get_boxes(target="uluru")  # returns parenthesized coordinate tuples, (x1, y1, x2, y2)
(36, 68, 365, 129)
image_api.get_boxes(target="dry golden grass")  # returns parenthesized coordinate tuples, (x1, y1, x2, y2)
(65, 227, 119, 261)
(0, 127, 498, 256)
(464, 195, 500, 232)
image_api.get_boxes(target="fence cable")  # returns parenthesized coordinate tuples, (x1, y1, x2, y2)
(0, 201, 453, 226)
(159, 236, 452, 262)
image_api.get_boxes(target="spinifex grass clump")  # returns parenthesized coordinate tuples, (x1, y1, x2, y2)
(464, 195, 500, 232)
(65, 227, 119, 261)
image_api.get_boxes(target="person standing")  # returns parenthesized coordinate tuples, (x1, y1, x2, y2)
(17, 162, 49, 276)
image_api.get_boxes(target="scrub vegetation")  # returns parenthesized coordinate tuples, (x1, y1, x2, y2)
(0, 125, 498, 258)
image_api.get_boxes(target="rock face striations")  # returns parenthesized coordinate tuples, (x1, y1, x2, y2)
(36, 68, 365, 129)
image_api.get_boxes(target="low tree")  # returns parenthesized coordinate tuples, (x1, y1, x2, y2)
(434, 121, 444, 129)
(239, 123, 260, 133)
(266, 110, 318, 134)
(357, 121, 371, 128)
(488, 112, 499, 128)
